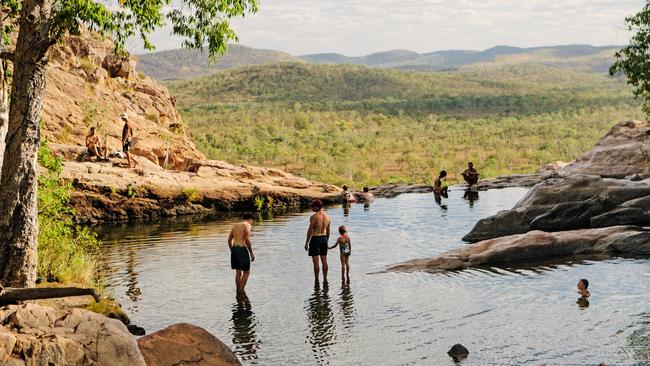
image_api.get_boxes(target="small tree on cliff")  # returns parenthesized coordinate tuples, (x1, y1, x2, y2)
(0, 0, 258, 287)
(610, 1, 650, 114)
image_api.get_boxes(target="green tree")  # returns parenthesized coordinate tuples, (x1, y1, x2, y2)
(610, 1, 650, 114)
(0, 0, 258, 287)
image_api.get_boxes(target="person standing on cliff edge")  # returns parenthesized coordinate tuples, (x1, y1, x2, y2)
(305, 199, 331, 285)
(228, 213, 256, 294)
(121, 112, 137, 168)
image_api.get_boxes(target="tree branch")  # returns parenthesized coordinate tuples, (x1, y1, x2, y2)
(0, 51, 14, 61)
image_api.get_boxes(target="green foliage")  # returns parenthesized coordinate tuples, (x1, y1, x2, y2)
(170, 63, 642, 186)
(610, 2, 650, 114)
(125, 184, 139, 198)
(181, 188, 200, 202)
(38, 142, 100, 285)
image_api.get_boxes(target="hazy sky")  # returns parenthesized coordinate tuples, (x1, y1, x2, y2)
(128, 0, 644, 56)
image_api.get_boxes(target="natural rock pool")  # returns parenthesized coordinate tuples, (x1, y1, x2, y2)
(95, 187, 650, 365)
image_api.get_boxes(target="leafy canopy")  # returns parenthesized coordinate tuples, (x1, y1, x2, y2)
(610, 1, 650, 114)
(1, 0, 259, 57)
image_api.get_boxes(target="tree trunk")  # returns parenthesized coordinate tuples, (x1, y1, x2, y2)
(0, 53, 8, 172)
(0, 1, 53, 288)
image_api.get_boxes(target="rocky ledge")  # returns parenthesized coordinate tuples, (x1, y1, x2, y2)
(388, 120, 650, 272)
(55, 145, 341, 223)
(387, 226, 650, 272)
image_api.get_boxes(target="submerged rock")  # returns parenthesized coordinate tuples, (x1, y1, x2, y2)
(448, 344, 469, 361)
(0, 303, 145, 366)
(463, 175, 650, 243)
(137, 323, 241, 366)
(388, 226, 650, 273)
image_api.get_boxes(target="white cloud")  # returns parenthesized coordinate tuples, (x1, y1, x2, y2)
(128, 0, 645, 56)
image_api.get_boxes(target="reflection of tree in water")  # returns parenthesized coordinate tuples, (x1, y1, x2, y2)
(626, 313, 650, 364)
(305, 284, 336, 364)
(230, 293, 261, 361)
(126, 247, 141, 301)
(338, 282, 356, 331)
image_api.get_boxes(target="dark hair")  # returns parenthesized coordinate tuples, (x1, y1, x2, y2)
(90, 127, 95, 132)
(242, 212, 255, 221)
(363, 186, 369, 192)
(468, 162, 474, 166)
(579, 278, 589, 288)
(310, 199, 324, 210)
(339, 225, 347, 234)
(439, 170, 447, 178)
(342, 185, 348, 191)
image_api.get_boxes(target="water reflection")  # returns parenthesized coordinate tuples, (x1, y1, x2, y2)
(576, 297, 590, 309)
(338, 282, 356, 331)
(126, 247, 141, 301)
(463, 189, 479, 207)
(363, 203, 370, 212)
(230, 292, 260, 361)
(434, 192, 448, 210)
(306, 284, 335, 363)
(343, 203, 351, 217)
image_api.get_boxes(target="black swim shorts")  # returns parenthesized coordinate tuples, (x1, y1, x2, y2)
(308, 236, 328, 257)
(231, 246, 251, 271)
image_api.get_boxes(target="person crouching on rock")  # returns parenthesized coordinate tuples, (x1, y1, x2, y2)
(121, 112, 137, 168)
(460, 162, 480, 186)
(228, 213, 256, 294)
(85, 127, 107, 161)
(305, 199, 331, 284)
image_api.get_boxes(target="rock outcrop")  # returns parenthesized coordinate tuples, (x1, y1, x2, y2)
(0, 303, 145, 366)
(137, 323, 241, 366)
(43, 31, 203, 171)
(463, 175, 650, 242)
(56, 149, 340, 223)
(388, 226, 650, 272)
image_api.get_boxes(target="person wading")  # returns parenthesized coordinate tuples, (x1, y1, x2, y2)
(305, 199, 331, 284)
(228, 213, 256, 294)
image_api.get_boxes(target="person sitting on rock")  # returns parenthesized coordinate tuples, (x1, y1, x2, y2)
(460, 162, 479, 186)
(121, 112, 137, 168)
(433, 170, 449, 196)
(577, 278, 590, 298)
(85, 127, 107, 161)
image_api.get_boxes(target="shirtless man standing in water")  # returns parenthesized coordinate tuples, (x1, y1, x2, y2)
(305, 199, 331, 284)
(228, 213, 256, 294)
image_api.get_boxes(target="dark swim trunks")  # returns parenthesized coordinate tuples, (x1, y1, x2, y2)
(231, 246, 251, 271)
(308, 236, 328, 257)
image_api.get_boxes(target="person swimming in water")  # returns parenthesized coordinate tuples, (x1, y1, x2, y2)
(577, 278, 590, 298)
(329, 225, 352, 282)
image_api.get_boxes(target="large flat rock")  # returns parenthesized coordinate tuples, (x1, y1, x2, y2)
(388, 226, 650, 273)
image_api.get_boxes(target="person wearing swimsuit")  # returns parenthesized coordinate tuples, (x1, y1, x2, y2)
(228, 213, 256, 294)
(329, 225, 352, 282)
(305, 199, 331, 284)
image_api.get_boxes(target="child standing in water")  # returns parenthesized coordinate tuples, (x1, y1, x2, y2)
(330, 226, 352, 282)
(577, 278, 590, 298)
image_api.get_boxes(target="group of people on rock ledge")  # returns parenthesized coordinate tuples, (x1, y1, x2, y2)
(84, 112, 137, 168)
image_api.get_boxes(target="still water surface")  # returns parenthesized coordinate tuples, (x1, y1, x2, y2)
(96, 188, 650, 365)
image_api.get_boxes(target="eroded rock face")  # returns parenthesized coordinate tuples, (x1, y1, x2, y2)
(58, 154, 341, 223)
(388, 226, 650, 273)
(137, 323, 241, 366)
(43, 32, 204, 171)
(0, 303, 145, 366)
(463, 175, 650, 243)
(559, 120, 650, 179)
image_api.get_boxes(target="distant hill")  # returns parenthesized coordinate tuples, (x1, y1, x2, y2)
(301, 44, 620, 73)
(136, 45, 303, 80)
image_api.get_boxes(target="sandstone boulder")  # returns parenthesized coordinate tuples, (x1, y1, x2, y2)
(463, 175, 650, 242)
(559, 120, 650, 179)
(388, 226, 650, 273)
(0, 304, 145, 366)
(137, 323, 241, 366)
